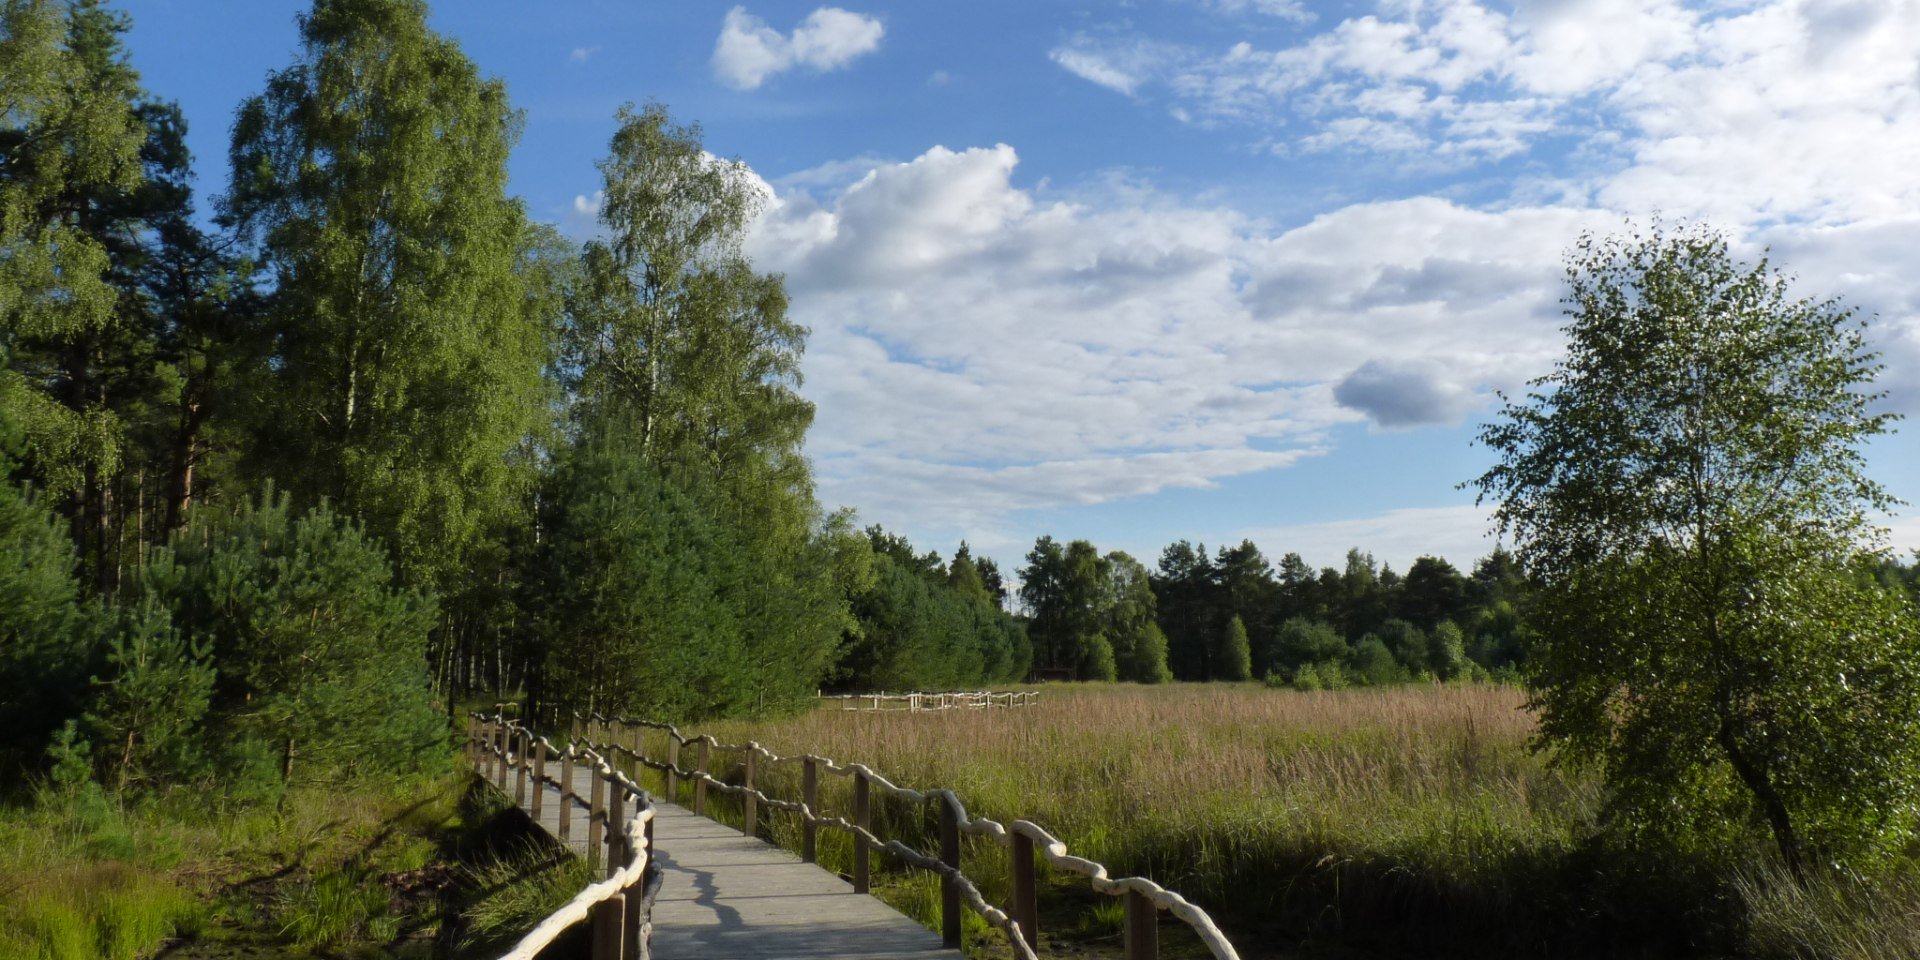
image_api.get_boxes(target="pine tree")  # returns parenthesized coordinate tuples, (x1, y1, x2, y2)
(0, 478, 97, 767)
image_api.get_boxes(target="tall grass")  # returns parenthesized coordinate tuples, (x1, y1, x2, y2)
(638, 683, 1907, 958)
(456, 840, 596, 951)
(0, 771, 477, 959)
(0, 862, 204, 960)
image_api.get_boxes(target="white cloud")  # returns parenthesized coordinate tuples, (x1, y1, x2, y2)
(1047, 37, 1187, 96)
(1203, 0, 1317, 24)
(740, 146, 1615, 536)
(712, 6, 884, 91)
(569, 46, 599, 63)
(689, 1, 1920, 559)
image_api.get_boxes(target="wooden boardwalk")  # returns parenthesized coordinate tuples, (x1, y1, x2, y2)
(515, 755, 962, 960)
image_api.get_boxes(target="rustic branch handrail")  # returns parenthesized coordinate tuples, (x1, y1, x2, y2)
(575, 710, 1242, 960)
(470, 714, 655, 960)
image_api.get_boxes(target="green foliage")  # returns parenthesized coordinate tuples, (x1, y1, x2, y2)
(536, 426, 842, 718)
(1275, 617, 1347, 671)
(536, 99, 844, 717)
(1022, 538, 1167, 681)
(1078, 632, 1119, 682)
(1346, 634, 1405, 687)
(837, 542, 1028, 692)
(83, 596, 214, 791)
(142, 490, 445, 787)
(1429, 620, 1468, 680)
(0, 480, 96, 766)
(1123, 622, 1174, 684)
(0, 0, 146, 512)
(1474, 221, 1920, 871)
(1216, 615, 1252, 681)
(226, 0, 551, 597)
(1378, 618, 1428, 673)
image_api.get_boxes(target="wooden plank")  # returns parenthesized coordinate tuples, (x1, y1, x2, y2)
(507, 762, 961, 959)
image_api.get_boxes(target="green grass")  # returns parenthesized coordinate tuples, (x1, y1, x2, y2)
(0, 763, 579, 960)
(599, 682, 1920, 959)
(456, 839, 595, 951)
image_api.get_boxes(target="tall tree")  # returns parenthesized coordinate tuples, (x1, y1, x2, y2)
(224, 0, 550, 602)
(1, 0, 150, 589)
(539, 102, 845, 716)
(565, 102, 812, 500)
(1474, 222, 1920, 872)
(1152, 540, 1215, 680)
(1399, 555, 1468, 632)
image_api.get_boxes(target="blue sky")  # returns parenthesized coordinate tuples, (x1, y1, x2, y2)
(122, 0, 1920, 576)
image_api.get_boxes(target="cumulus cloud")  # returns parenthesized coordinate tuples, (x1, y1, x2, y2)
(738, 145, 1613, 535)
(692, 1, 1920, 555)
(712, 6, 884, 91)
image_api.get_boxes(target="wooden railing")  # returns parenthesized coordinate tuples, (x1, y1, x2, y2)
(467, 714, 662, 960)
(572, 711, 1243, 960)
(819, 689, 1040, 711)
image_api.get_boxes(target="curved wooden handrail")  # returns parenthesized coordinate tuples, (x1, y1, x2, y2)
(469, 715, 657, 960)
(573, 710, 1243, 960)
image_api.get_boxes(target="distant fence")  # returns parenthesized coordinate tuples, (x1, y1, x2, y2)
(818, 689, 1040, 712)
(570, 710, 1242, 960)
(467, 714, 662, 960)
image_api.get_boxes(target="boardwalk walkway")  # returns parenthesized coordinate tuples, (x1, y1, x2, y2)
(515, 753, 962, 960)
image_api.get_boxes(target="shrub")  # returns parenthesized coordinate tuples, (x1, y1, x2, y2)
(142, 490, 446, 789)
(0, 480, 97, 767)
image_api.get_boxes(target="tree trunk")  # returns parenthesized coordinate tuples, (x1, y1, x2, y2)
(1717, 711, 1803, 876)
(163, 381, 206, 533)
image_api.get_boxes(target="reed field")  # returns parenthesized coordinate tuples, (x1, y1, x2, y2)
(651, 683, 1920, 960)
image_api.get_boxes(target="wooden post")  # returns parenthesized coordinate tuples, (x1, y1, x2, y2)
(940, 794, 961, 948)
(591, 891, 626, 960)
(742, 746, 758, 839)
(641, 721, 656, 783)
(694, 739, 711, 816)
(852, 770, 871, 894)
(559, 747, 575, 843)
(1125, 890, 1157, 960)
(513, 728, 528, 807)
(588, 763, 607, 872)
(475, 718, 488, 778)
(1011, 831, 1039, 953)
(495, 722, 509, 790)
(606, 787, 625, 879)
(531, 739, 547, 820)
(801, 757, 819, 863)
(666, 737, 680, 804)
(623, 871, 644, 959)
